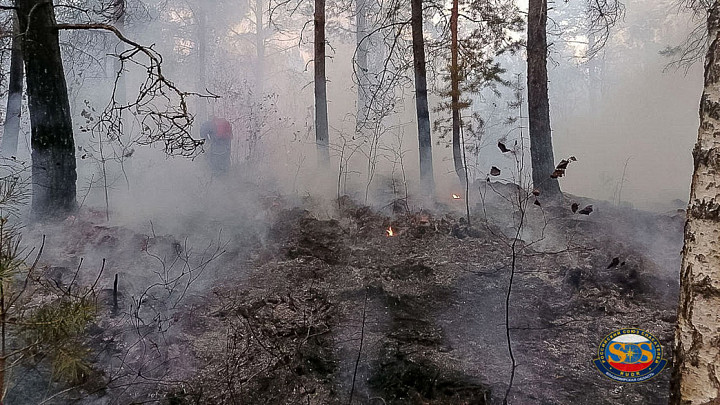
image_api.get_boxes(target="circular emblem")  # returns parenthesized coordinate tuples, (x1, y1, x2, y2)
(593, 328, 667, 383)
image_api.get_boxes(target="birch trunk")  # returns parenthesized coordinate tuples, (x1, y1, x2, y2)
(670, 3, 720, 404)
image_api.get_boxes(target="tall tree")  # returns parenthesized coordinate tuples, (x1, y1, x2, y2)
(670, 2, 720, 403)
(411, 0, 434, 194)
(432, 0, 521, 184)
(355, 0, 369, 136)
(255, 0, 266, 94)
(449, 0, 463, 183)
(314, 0, 330, 163)
(586, 31, 604, 111)
(17, 0, 77, 218)
(112, 0, 127, 106)
(527, 0, 561, 198)
(1, 14, 24, 159)
(196, 4, 208, 122)
(5, 0, 202, 220)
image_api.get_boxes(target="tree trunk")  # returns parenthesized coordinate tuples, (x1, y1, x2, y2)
(586, 32, 600, 112)
(0, 282, 5, 403)
(112, 0, 126, 106)
(249, 0, 265, 160)
(255, 0, 265, 95)
(17, 0, 77, 219)
(355, 0, 369, 134)
(196, 4, 208, 122)
(670, 4, 720, 404)
(527, 0, 560, 198)
(1, 14, 24, 159)
(314, 0, 330, 163)
(450, 0, 464, 184)
(411, 0, 434, 195)
(112, 0, 131, 192)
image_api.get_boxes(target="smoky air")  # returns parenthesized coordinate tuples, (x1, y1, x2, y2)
(0, 0, 708, 404)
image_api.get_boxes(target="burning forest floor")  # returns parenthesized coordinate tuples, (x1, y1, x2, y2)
(180, 189, 683, 404)
(11, 184, 683, 405)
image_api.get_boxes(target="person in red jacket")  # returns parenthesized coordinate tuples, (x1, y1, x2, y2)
(200, 116, 233, 176)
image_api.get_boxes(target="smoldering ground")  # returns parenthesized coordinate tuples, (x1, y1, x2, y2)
(0, 0, 703, 403)
(6, 156, 683, 404)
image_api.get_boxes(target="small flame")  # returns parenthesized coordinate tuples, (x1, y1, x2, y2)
(452, 194, 462, 200)
(386, 227, 395, 237)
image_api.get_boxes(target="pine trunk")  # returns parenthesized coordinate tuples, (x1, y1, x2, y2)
(587, 32, 602, 112)
(112, 0, 126, 107)
(255, 0, 265, 95)
(670, 3, 720, 404)
(17, 0, 77, 219)
(450, 0, 464, 183)
(1, 14, 23, 159)
(196, 5, 208, 122)
(411, 0, 434, 195)
(250, 0, 265, 159)
(356, 0, 369, 134)
(527, 0, 561, 198)
(314, 0, 330, 163)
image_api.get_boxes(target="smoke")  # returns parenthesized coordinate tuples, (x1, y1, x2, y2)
(548, 0, 701, 211)
(552, 51, 702, 212)
(0, 1, 700, 402)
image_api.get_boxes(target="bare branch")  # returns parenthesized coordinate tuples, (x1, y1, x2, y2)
(58, 22, 217, 156)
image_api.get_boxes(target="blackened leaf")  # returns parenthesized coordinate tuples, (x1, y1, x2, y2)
(620, 261, 626, 267)
(552, 156, 577, 179)
(534, 199, 541, 206)
(607, 257, 620, 269)
(571, 202, 579, 213)
(578, 205, 593, 215)
(490, 167, 501, 176)
(498, 142, 511, 153)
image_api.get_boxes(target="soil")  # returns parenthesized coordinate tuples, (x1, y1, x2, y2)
(13, 189, 682, 404)
(182, 193, 682, 404)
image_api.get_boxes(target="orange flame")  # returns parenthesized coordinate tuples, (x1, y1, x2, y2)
(452, 194, 462, 200)
(386, 227, 395, 237)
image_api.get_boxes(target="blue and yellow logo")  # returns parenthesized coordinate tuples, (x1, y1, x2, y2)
(593, 328, 667, 383)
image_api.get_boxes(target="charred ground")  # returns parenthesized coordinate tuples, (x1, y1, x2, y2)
(11, 186, 682, 404)
(181, 191, 681, 404)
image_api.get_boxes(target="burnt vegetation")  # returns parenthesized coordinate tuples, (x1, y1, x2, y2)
(148, 193, 680, 404)
(0, 0, 705, 403)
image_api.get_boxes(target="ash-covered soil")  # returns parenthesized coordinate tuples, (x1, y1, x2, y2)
(181, 191, 682, 405)
(12, 186, 682, 405)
